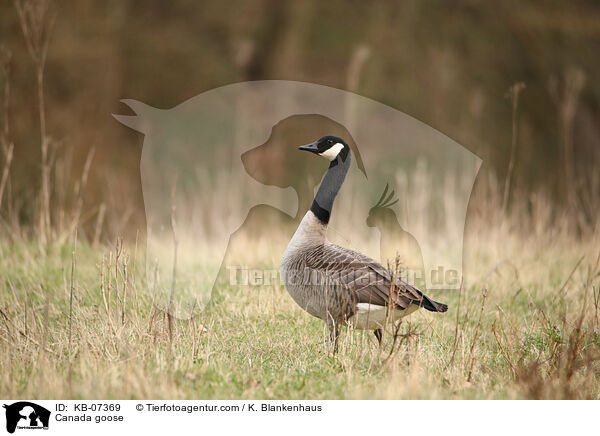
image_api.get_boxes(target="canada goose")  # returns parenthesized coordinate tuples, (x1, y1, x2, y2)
(280, 135, 448, 353)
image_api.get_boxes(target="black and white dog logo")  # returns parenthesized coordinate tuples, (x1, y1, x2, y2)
(3, 402, 50, 434)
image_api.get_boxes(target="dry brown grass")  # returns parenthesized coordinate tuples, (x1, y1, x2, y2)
(0, 188, 598, 400)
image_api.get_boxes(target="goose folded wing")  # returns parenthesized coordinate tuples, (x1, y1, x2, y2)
(305, 243, 431, 311)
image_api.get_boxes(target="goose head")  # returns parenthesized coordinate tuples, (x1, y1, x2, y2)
(298, 135, 349, 162)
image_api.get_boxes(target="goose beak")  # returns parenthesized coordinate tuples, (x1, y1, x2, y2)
(298, 141, 320, 154)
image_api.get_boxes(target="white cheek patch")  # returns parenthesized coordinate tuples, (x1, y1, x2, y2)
(319, 143, 344, 161)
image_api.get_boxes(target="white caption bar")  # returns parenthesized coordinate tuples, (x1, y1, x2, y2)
(0, 400, 594, 435)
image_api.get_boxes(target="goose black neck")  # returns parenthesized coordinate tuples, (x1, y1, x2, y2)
(310, 150, 351, 224)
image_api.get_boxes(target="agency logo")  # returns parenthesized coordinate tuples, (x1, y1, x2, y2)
(2, 402, 50, 434)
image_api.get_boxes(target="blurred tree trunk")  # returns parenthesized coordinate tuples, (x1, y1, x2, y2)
(246, 0, 313, 79)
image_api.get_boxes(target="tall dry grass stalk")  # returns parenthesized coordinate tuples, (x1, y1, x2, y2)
(93, 203, 106, 246)
(344, 44, 371, 134)
(0, 47, 14, 212)
(168, 180, 179, 347)
(549, 66, 586, 218)
(502, 82, 525, 215)
(114, 237, 123, 323)
(466, 289, 487, 382)
(68, 230, 76, 353)
(55, 147, 95, 244)
(14, 0, 55, 246)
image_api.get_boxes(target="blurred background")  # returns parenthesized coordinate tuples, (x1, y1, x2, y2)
(0, 0, 599, 242)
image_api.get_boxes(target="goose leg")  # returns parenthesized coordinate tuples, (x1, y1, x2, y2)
(374, 328, 383, 347)
(326, 319, 339, 354)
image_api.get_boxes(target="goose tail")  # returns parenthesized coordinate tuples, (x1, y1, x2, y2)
(422, 299, 448, 313)
(406, 283, 448, 313)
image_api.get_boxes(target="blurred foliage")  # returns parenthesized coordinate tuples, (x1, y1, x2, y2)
(0, 0, 599, 236)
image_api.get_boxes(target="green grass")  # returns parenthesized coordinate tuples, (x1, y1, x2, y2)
(0, 230, 599, 400)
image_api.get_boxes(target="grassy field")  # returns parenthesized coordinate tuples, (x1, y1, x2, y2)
(1, 219, 599, 400)
(2, 0, 600, 403)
